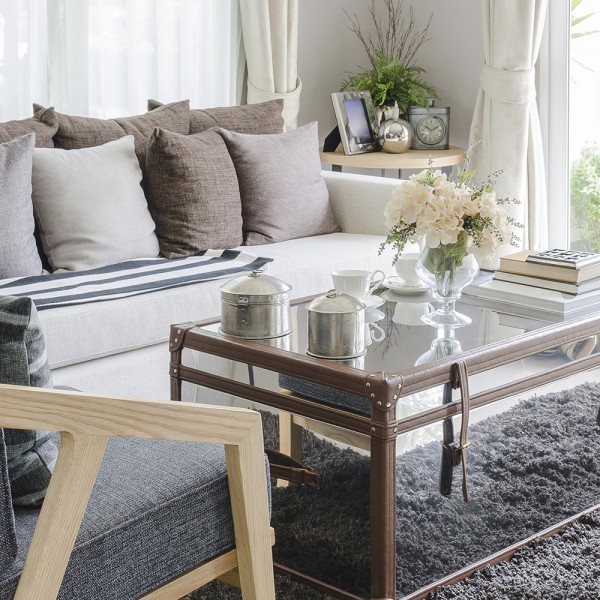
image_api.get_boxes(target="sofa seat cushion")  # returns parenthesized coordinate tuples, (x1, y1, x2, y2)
(36, 233, 390, 370)
(0, 436, 241, 599)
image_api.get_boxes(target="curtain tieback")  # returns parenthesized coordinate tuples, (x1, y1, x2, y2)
(247, 77, 303, 131)
(480, 64, 536, 104)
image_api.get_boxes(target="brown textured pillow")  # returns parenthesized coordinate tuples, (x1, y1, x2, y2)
(219, 122, 340, 245)
(147, 99, 284, 134)
(35, 100, 190, 167)
(145, 127, 243, 258)
(0, 106, 58, 148)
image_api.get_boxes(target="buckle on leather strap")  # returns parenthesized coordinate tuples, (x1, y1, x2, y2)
(265, 449, 322, 488)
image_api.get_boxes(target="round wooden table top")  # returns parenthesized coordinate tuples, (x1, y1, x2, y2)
(320, 146, 466, 170)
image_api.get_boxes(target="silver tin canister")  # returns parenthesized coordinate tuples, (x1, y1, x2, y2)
(219, 271, 292, 339)
(306, 290, 367, 359)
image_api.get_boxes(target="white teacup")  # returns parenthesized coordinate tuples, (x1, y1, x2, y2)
(394, 253, 421, 286)
(331, 269, 386, 299)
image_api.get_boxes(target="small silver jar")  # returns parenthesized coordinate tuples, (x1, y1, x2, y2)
(307, 290, 367, 359)
(220, 271, 292, 339)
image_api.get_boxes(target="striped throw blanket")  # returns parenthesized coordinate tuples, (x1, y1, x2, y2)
(0, 250, 273, 310)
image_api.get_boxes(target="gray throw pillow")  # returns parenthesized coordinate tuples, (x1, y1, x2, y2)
(147, 98, 284, 135)
(0, 106, 58, 148)
(0, 133, 44, 279)
(0, 296, 58, 507)
(35, 100, 190, 169)
(219, 122, 340, 245)
(145, 127, 243, 258)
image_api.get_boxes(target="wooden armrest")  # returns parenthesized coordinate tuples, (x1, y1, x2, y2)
(0, 384, 274, 600)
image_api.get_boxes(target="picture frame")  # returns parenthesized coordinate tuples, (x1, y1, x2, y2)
(330, 91, 379, 155)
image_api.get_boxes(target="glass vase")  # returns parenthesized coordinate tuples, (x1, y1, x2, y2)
(415, 236, 479, 328)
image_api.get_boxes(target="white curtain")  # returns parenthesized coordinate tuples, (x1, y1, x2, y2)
(0, 0, 243, 120)
(468, 0, 548, 261)
(239, 0, 301, 130)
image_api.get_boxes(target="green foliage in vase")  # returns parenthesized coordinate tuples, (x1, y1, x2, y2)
(340, 51, 437, 115)
(571, 147, 600, 252)
(421, 231, 470, 277)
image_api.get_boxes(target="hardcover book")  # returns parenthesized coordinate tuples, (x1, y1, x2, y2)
(493, 271, 600, 295)
(462, 278, 600, 314)
(498, 250, 600, 283)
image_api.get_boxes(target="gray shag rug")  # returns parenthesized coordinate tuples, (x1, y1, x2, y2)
(185, 381, 600, 599)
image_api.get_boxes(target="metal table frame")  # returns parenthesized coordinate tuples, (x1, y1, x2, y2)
(169, 310, 600, 600)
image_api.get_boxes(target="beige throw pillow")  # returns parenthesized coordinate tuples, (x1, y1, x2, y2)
(145, 127, 243, 258)
(0, 106, 58, 148)
(35, 100, 190, 168)
(32, 136, 159, 272)
(147, 99, 284, 135)
(219, 122, 339, 245)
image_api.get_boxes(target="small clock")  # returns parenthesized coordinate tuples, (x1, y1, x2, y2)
(408, 103, 450, 150)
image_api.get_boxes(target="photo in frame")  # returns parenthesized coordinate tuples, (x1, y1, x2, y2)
(331, 91, 379, 155)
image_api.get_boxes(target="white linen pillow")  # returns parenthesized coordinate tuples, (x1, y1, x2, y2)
(32, 135, 159, 271)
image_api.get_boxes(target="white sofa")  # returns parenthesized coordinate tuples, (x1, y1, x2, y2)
(36, 171, 400, 401)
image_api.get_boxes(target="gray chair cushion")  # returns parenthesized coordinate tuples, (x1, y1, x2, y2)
(0, 107, 58, 148)
(0, 296, 58, 507)
(0, 430, 17, 572)
(0, 436, 244, 599)
(0, 133, 45, 279)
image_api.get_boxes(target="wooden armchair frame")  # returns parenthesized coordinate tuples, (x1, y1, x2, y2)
(0, 384, 275, 600)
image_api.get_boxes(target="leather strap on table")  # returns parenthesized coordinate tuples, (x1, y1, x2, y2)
(440, 361, 471, 502)
(265, 449, 322, 488)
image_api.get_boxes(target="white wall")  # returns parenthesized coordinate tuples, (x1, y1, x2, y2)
(297, 0, 483, 151)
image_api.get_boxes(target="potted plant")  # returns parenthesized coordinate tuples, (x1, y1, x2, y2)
(340, 0, 437, 119)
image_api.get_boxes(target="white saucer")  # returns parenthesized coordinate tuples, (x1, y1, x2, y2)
(384, 276, 429, 295)
(360, 295, 385, 309)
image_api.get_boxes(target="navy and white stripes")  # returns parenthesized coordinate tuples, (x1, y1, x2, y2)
(0, 250, 273, 310)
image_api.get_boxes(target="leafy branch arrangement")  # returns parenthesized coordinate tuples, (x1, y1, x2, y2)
(340, 0, 437, 115)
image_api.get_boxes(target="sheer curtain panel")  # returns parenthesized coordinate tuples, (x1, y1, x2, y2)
(0, 0, 49, 120)
(0, 0, 242, 120)
(468, 0, 548, 262)
(239, 0, 301, 130)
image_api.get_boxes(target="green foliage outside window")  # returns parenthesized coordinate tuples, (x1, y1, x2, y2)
(571, 148, 600, 251)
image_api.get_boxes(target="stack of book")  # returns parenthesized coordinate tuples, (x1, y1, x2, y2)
(462, 249, 600, 314)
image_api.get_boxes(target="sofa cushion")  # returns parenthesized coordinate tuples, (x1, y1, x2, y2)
(0, 296, 58, 508)
(0, 437, 243, 599)
(145, 127, 243, 258)
(0, 134, 44, 279)
(0, 106, 58, 148)
(31, 136, 159, 272)
(147, 98, 284, 134)
(35, 100, 190, 168)
(219, 122, 340, 245)
(34, 233, 390, 372)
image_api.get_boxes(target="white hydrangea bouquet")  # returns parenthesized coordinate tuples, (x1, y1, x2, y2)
(380, 162, 520, 276)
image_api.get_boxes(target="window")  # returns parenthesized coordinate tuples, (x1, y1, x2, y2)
(0, 0, 242, 120)
(544, 0, 600, 251)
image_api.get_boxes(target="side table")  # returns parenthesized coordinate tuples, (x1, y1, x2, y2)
(320, 146, 466, 178)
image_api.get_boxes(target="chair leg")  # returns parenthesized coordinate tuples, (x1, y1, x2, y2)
(225, 432, 276, 599)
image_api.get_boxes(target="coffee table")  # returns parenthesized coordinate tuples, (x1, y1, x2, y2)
(169, 292, 600, 600)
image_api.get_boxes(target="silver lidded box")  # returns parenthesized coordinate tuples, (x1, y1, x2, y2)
(219, 271, 292, 339)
